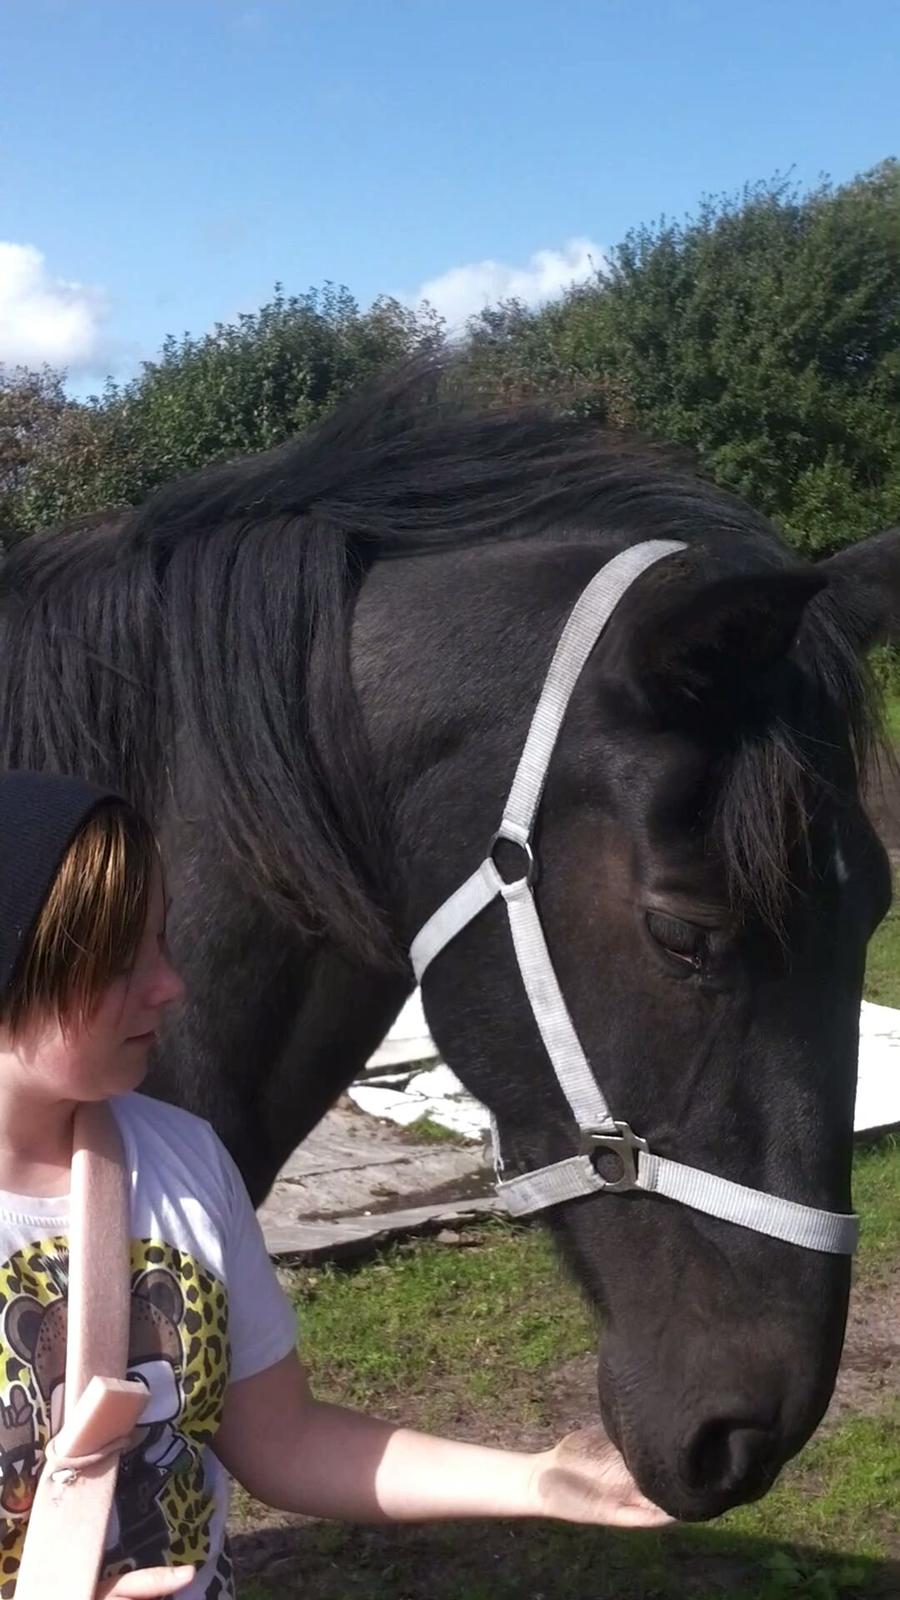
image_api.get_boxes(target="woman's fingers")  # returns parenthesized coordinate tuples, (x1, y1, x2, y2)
(96, 1564, 196, 1598)
(533, 1428, 674, 1527)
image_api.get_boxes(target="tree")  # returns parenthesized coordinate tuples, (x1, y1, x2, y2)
(0, 366, 70, 540)
(8, 164, 900, 559)
(13, 284, 443, 532)
(465, 162, 900, 555)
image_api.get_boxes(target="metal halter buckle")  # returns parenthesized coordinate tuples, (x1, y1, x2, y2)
(488, 830, 535, 890)
(579, 1122, 649, 1193)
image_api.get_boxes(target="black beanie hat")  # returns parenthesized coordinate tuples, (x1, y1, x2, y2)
(0, 770, 124, 1003)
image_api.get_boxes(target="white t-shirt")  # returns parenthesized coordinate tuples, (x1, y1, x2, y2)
(0, 1092, 298, 1600)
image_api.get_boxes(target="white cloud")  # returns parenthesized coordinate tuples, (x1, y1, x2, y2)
(414, 237, 604, 333)
(0, 242, 109, 371)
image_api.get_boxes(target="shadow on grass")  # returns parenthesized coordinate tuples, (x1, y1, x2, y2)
(233, 1518, 900, 1600)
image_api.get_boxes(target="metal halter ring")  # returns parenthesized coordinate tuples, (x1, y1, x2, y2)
(488, 830, 536, 890)
(579, 1122, 649, 1193)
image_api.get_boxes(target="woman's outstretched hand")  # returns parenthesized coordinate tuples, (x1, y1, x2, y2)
(216, 1352, 674, 1529)
(97, 1565, 196, 1598)
(529, 1427, 673, 1528)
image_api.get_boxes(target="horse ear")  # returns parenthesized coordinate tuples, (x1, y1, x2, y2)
(628, 569, 824, 721)
(815, 527, 900, 652)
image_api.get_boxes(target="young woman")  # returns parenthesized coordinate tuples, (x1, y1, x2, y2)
(0, 771, 669, 1599)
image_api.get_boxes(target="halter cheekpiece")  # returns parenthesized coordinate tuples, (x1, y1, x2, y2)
(411, 542, 859, 1256)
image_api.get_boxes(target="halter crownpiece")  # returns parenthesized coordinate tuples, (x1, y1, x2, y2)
(411, 541, 860, 1256)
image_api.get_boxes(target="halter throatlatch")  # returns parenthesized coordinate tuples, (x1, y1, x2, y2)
(410, 542, 859, 1256)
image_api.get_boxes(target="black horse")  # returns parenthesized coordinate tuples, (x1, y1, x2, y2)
(1, 369, 897, 1522)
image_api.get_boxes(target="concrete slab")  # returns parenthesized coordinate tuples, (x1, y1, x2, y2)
(267, 1105, 491, 1218)
(257, 1101, 494, 1258)
(262, 1196, 503, 1262)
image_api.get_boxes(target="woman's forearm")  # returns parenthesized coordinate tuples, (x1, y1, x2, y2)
(260, 1399, 538, 1522)
(214, 1354, 669, 1530)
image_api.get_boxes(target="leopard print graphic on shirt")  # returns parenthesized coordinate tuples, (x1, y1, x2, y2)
(0, 1236, 230, 1598)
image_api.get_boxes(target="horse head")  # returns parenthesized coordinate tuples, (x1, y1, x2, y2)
(355, 521, 898, 1521)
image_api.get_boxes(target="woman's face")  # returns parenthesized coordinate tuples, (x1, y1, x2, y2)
(10, 865, 185, 1102)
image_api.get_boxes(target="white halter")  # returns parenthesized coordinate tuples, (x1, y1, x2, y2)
(411, 541, 859, 1255)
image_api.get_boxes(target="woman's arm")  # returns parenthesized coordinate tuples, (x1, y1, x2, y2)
(212, 1351, 670, 1528)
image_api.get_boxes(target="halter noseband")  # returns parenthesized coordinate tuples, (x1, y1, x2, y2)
(410, 542, 859, 1256)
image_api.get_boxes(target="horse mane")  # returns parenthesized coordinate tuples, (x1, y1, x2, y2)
(0, 359, 878, 961)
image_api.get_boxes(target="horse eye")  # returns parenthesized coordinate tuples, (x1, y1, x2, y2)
(645, 911, 707, 967)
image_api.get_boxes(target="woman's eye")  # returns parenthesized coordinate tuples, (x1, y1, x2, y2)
(645, 911, 708, 969)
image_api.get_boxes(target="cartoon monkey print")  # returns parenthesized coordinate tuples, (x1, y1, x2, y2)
(0, 1239, 229, 1595)
(5, 1264, 194, 1567)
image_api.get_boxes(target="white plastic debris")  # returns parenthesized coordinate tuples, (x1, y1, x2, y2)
(346, 1085, 430, 1128)
(405, 1064, 470, 1099)
(349, 1064, 489, 1140)
(856, 1001, 900, 1132)
(359, 993, 900, 1141)
(367, 991, 439, 1069)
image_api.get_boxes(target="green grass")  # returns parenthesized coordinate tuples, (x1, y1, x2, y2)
(854, 1134, 900, 1280)
(239, 1521, 899, 1600)
(291, 1220, 593, 1417)
(404, 1114, 464, 1144)
(864, 903, 900, 1008)
(721, 1402, 900, 1558)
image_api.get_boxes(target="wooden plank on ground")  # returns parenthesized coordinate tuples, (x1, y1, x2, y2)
(257, 1102, 495, 1259)
(263, 1195, 504, 1262)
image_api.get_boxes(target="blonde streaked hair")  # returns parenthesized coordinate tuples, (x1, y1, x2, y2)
(5, 800, 158, 1033)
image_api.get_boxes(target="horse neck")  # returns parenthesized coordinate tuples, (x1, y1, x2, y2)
(154, 812, 411, 1200)
(251, 943, 412, 1193)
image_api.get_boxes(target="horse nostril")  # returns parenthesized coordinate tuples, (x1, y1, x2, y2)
(684, 1417, 775, 1497)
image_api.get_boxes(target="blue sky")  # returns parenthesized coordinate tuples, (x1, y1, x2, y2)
(1, 0, 898, 394)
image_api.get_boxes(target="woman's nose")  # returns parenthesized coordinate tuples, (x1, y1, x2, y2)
(150, 955, 186, 1009)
